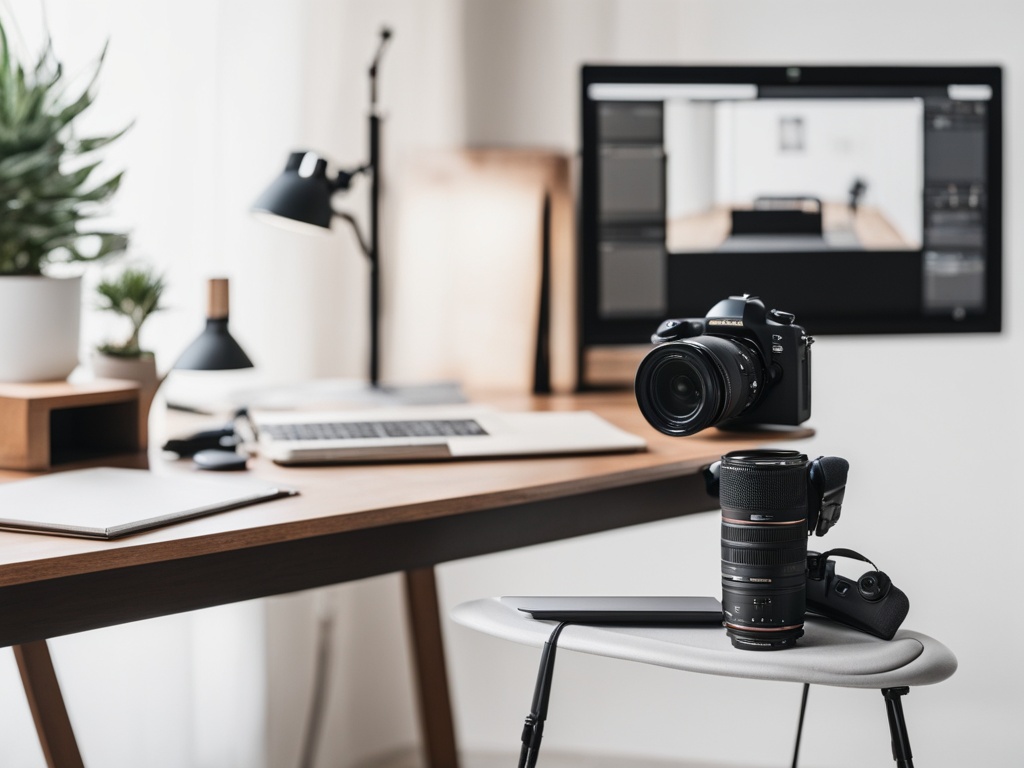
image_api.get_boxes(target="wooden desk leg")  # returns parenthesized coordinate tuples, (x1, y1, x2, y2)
(13, 641, 85, 768)
(404, 567, 459, 768)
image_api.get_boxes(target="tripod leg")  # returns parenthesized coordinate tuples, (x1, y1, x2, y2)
(791, 683, 810, 768)
(881, 687, 914, 768)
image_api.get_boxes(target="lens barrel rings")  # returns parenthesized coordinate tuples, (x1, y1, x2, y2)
(719, 450, 811, 651)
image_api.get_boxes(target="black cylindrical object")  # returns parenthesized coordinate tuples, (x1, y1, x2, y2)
(719, 449, 810, 650)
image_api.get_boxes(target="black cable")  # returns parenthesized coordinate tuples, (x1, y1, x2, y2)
(518, 622, 570, 768)
(791, 683, 810, 768)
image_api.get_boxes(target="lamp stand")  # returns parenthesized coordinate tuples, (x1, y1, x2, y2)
(368, 111, 380, 387)
(365, 27, 389, 388)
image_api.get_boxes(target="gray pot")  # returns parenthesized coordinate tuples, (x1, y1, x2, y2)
(90, 351, 160, 392)
(90, 351, 161, 448)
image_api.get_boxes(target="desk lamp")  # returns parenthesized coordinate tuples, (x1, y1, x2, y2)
(252, 27, 392, 387)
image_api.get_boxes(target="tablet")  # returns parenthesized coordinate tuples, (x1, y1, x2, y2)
(504, 596, 723, 624)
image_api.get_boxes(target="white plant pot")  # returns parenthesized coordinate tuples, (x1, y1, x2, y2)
(0, 276, 82, 382)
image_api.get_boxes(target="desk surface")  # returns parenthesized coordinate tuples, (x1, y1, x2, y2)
(0, 392, 811, 645)
(0, 393, 810, 588)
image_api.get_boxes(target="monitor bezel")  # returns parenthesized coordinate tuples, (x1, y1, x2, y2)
(579, 64, 1003, 348)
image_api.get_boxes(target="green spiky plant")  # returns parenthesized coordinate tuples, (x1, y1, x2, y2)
(0, 16, 129, 275)
(96, 266, 166, 358)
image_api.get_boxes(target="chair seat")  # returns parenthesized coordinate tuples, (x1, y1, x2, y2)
(452, 597, 957, 689)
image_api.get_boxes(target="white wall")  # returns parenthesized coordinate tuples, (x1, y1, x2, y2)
(443, 1, 1022, 766)
(1, 0, 1021, 766)
(1, 1, 458, 766)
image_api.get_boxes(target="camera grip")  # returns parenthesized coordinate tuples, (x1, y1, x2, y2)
(806, 575, 910, 640)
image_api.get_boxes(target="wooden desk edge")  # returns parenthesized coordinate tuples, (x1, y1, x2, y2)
(0, 417, 813, 589)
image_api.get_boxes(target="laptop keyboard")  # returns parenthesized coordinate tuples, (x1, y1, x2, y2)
(261, 419, 488, 441)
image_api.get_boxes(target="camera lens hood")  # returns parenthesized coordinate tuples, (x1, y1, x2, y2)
(719, 450, 810, 525)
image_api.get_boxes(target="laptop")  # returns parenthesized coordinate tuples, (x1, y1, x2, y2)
(250, 406, 647, 464)
(503, 596, 723, 624)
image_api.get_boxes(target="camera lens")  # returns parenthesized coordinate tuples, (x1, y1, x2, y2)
(719, 450, 810, 650)
(635, 337, 764, 437)
(668, 370, 702, 416)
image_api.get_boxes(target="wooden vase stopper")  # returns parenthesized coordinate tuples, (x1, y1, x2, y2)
(207, 278, 230, 320)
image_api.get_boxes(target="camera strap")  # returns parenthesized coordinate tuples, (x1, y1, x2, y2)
(817, 547, 878, 571)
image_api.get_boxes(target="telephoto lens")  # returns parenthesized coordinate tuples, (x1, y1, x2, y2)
(719, 450, 811, 650)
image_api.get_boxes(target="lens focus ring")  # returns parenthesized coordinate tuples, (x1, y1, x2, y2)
(721, 545, 807, 567)
(721, 521, 806, 545)
(718, 450, 811, 650)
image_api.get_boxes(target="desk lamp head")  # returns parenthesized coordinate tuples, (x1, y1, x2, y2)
(251, 151, 358, 234)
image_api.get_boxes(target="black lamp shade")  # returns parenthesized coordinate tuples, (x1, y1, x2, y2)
(251, 151, 334, 230)
(173, 279, 254, 371)
(173, 319, 254, 371)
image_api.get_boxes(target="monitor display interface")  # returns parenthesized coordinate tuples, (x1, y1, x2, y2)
(580, 66, 1002, 347)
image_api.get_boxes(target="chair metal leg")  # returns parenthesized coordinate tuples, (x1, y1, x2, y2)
(882, 687, 914, 767)
(791, 683, 810, 768)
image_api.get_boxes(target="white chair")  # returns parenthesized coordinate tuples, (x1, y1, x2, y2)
(452, 597, 957, 767)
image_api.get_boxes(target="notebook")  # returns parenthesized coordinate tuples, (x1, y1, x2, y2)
(250, 406, 647, 464)
(0, 467, 297, 539)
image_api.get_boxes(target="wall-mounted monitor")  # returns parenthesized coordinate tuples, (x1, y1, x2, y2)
(579, 65, 1002, 370)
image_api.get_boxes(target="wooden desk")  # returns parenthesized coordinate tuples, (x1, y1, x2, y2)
(0, 392, 812, 768)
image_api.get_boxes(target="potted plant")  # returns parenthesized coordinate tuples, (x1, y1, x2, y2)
(0, 17, 129, 382)
(92, 265, 166, 417)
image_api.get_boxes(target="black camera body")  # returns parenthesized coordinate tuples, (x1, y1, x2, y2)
(806, 549, 910, 641)
(636, 295, 812, 436)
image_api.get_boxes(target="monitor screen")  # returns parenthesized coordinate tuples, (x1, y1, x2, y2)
(579, 66, 1002, 352)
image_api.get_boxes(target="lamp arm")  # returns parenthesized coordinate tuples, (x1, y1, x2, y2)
(334, 164, 370, 191)
(332, 210, 372, 259)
